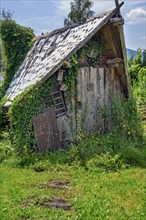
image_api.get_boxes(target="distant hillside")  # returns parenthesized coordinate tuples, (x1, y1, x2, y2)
(126, 48, 137, 59)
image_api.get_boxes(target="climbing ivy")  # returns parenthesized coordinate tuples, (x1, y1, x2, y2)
(0, 19, 34, 132)
(9, 77, 56, 155)
(77, 36, 105, 67)
(8, 36, 104, 154)
(8, 53, 81, 154)
(0, 19, 34, 99)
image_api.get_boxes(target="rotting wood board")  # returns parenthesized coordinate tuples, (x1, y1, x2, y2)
(33, 107, 60, 152)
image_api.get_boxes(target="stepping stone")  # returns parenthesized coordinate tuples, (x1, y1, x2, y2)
(39, 179, 70, 189)
(37, 197, 71, 210)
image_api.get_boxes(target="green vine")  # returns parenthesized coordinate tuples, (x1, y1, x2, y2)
(0, 20, 34, 98)
(0, 19, 34, 132)
(8, 36, 104, 153)
(77, 36, 105, 66)
(8, 77, 56, 155)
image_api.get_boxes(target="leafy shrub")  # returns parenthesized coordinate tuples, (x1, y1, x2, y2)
(0, 19, 34, 98)
(103, 95, 144, 142)
(133, 67, 146, 105)
(68, 133, 146, 169)
(0, 97, 8, 133)
(120, 146, 146, 168)
(32, 160, 48, 172)
(68, 136, 107, 167)
(16, 152, 37, 167)
(0, 131, 14, 162)
(87, 153, 126, 172)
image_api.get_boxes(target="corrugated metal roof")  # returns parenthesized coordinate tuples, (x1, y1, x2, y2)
(5, 6, 123, 106)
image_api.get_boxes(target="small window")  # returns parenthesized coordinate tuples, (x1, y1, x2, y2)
(44, 87, 67, 117)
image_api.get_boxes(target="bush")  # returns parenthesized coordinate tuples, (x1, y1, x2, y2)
(87, 153, 127, 172)
(68, 133, 146, 170)
(32, 160, 48, 172)
(102, 95, 144, 142)
(0, 19, 34, 98)
(0, 131, 14, 163)
(68, 136, 106, 167)
(120, 146, 146, 167)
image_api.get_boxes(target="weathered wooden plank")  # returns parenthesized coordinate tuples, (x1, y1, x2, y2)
(45, 107, 60, 150)
(33, 107, 60, 152)
(57, 70, 64, 85)
(33, 112, 48, 153)
(110, 17, 124, 23)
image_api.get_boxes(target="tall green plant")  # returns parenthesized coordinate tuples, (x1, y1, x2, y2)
(0, 19, 34, 98)
(103, 96, 144, 141)
(8, 77, 55, 155)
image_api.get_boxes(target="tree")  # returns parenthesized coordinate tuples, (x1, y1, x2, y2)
(134, 49, 142, 66)
(64, 0, 94, 26)
(0, 8, 14, 20)
(142, 50, 146, 67)
(0, 20, 35, 98)
(129, 49, 143, 83)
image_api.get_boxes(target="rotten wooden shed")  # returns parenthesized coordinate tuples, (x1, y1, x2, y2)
(5, 2, 130, 152)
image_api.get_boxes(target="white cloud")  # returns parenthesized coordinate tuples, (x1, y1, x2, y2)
(125, 8, 146, 25)
(57, 0, 71, 13)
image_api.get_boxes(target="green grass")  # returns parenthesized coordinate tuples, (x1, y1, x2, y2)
(0, 157, 145, 220)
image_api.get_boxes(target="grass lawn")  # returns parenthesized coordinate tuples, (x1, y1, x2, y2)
(0, 157, 145, 220)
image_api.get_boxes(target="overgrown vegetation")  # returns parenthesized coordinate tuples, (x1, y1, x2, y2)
(129, 49, 146, 105)
(0, 5, 145, 220)
(0, 19, 34, 98)
(8, 78, 56, 155)
(0, 156, 145, 220)
(0, 48, 145, 169)
(0, 13, 34, 132)
(0, 47, 146, 219)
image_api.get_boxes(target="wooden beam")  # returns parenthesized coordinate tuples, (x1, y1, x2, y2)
(115, 0, 119, 8)
(115, 0, 121, 16)
(57, 70, 64, 85)
(106, 58, 123, 68)
(110, 17, 124, 26)
(106, 58, 123, 64)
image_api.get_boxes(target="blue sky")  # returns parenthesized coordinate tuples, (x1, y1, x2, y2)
(1, 0, 146, 50)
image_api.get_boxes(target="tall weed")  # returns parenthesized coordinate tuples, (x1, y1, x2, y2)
(0, 131, 14, 162)
(103, 95, 144, 141)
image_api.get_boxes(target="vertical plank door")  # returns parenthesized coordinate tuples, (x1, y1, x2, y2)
(33, 107, 60, 153)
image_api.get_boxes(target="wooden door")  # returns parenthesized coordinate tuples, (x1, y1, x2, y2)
(33, 107, 60, 153)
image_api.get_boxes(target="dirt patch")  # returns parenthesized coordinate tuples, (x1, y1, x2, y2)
(39, 179, 70, 189)
(21, 196, 71, 210)
(37, 197, 71, 210)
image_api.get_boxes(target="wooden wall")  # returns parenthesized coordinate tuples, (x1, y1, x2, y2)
(57, 66, 123, 141)
(76, 67, 123, 134)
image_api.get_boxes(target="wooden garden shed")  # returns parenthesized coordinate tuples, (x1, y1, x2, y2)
(5, 1, 130, 152)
